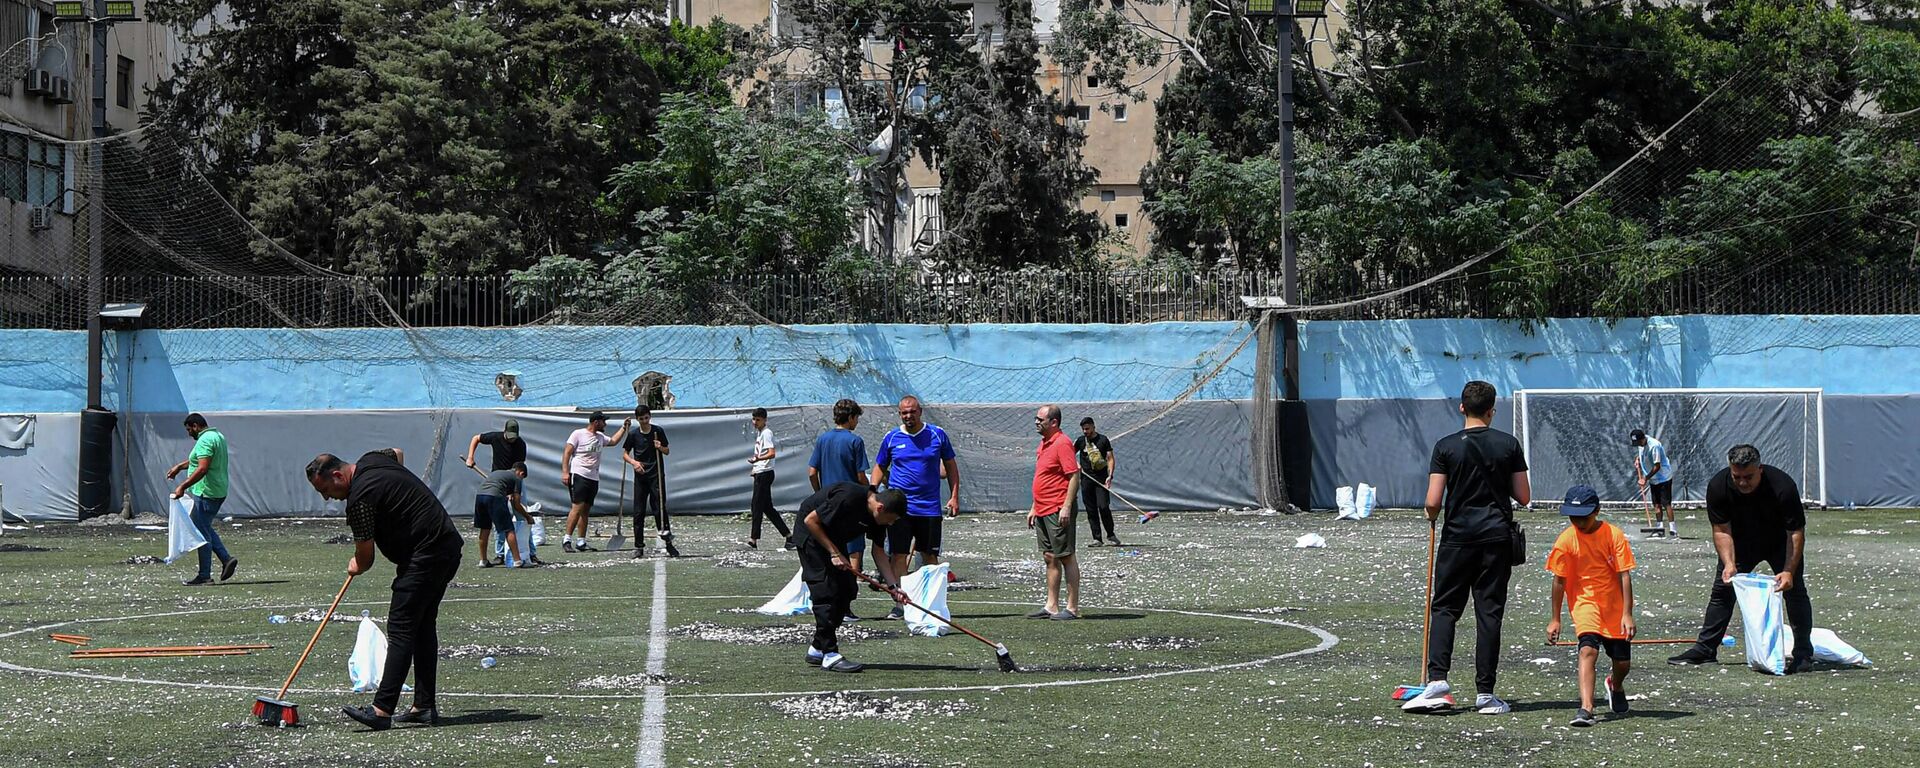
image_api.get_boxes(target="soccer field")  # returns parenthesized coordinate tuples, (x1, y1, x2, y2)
(0, 508, 1914, 767)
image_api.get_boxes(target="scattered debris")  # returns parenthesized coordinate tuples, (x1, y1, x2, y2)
(323, 533, 353, 544)
(712, 551, 771, 569)
(1294, 533, 1327, 549)
(287, 608, 375, 623)
(79, 513, 166, 527)
(1842, 529, 1891, 536)
(672, 621, 897, 646)
(0, 544, 53, 552)
(1239, 606, 1304, 615)
(440, 644, 551, 659)
(771, 692, 974, 722)
(1101, 636, 1205, 651)
(577, 672, 686, 689)
(551, 558, 646, 569)
(122, 555, 165, 565)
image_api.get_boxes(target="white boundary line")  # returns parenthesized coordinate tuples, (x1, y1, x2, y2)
(0, 595, 1339, 701)
(636, 559, 667, 768)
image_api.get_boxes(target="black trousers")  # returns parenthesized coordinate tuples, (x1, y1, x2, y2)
(634, 472, 669, 536)
(798, 546, 853, 654)
(374, 556, 459, 713)
(750, 471, 790, 541)
(1079, 474, 1114, 538)
(1690, 549, 1814, 660)
(1425, 542, 1512, 694)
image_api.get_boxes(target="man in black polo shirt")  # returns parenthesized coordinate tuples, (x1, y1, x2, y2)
(306, 448, 464, 730)
(1405, 380, 1531, 715)
(1668, 444, 1817, 673)
(791, 482, 907, 673)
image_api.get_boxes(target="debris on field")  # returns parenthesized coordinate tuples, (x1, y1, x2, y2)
(771, 692, 973, 722)
(672, 621, 896, 646)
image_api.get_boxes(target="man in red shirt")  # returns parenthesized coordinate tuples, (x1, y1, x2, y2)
(1026, 404, 1083, 620)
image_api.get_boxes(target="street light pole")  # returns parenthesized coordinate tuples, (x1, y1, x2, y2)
(1276, 10, 1300, 402)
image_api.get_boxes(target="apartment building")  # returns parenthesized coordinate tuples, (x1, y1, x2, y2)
(2, 0, 180, 276)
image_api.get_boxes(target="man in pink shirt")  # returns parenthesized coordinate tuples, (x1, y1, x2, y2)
(558, 411, 630, 553)
(1026, 404, 1083, 620)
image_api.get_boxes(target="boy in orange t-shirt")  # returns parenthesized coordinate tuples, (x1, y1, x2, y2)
(1546, 484, 1637, 727)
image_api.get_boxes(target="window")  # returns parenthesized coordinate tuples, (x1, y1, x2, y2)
(2, 133, 66, 207)
(772, 81, 822, 115)
(1112, 103, 1127, 121)
(1085, 75, 1099, 89)
(1073, 103, 1091, 122)
(26, 138, 63, 207)
(1099, 189, 1116, 203)
(1114, 212, 1130, 229)
(115, 56, 133, 108)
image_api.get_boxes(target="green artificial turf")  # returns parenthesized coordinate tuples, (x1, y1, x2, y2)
(0, 508, 1914, 767)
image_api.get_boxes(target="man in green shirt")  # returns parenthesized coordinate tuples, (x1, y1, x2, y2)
(168, 413, 239, 585)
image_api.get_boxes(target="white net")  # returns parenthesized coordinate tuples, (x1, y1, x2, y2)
(1516, 388, 1826, 508)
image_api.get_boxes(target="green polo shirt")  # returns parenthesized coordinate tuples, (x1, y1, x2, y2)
(188, 428, 230, 499)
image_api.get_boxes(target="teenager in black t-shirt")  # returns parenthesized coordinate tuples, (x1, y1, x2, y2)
(1668, 445, 1816, 671)
(307, 449, 463, 731)
(620, 405, 674, 557)
(792, 483, 906, 673)
(465, 419, 527, 472)
(1406, 381, 1531, 715)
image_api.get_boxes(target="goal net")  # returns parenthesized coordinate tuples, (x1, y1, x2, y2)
(1516, 388, 1826, 508)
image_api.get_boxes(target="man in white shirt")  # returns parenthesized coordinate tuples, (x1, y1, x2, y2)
(746, 407, 790, 548)
(558, 411, 630, 553)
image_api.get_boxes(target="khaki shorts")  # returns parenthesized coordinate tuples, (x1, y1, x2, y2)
(1035, 512, 1076, 558)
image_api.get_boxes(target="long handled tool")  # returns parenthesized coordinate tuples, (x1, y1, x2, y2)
(77, 649, 257, 659)
(1081, 470, 1157, 523)
(1393, 520, 1438, 701)
(850, 569, 1016, 672)
(74, 644, 271, 654)
(657, 469, 679, 557)
(609, 460, 628, 550)
(1632, 455, 1661, 534)
(255, 574, 354, 727)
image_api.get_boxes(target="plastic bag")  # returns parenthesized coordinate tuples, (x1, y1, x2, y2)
(1294, 533, 1327, 549)
(348, 617, 388, 692)
(1792, 627, 1871, 668)
(493, 516, 535, 564)
(1335, 486, 1357, 519)
(529, 515, 546, 547)
(755, 569, 812, 616)
(1731, 573, 1789, 675)
(165, 496, 208, 564)
(900, 562, 952, 637)
(1356, 484, 1377, 519)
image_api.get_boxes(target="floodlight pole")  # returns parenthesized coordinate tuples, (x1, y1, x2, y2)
(82, 0, 111, 411)
(1276, 8, 1300, 401)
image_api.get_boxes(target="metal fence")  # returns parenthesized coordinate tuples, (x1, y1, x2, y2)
(1, 265, 1916, 330)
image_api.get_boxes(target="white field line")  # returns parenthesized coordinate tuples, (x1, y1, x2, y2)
(636, 559, 668, 768)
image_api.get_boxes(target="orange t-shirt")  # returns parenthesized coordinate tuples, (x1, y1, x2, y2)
(1545, 521, 1637, 638)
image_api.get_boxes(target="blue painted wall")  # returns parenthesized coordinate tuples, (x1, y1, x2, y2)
(1, 315, 1915, 413)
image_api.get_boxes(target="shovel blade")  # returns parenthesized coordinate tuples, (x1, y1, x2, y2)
(607, 535, 627, 550)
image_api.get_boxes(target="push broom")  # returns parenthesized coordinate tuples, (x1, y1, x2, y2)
(850, 570, 1017, 672)
(1392, 520, 1442, 702)
(255, 574, 354, 727)
(1080, 471, 1158, 523)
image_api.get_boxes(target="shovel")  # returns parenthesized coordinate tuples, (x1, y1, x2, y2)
(254, 574, 354, 727)
(608, 461, 628, 551)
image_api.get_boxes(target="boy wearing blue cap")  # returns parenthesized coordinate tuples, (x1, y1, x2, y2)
(1546, 484, 1637, 727)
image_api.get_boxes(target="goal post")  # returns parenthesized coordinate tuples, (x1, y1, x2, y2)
(1515, 388, 1827, 508)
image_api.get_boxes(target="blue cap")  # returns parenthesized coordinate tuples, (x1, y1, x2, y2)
(1560, 485, 1601, 517)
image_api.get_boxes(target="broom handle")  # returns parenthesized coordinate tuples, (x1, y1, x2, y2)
(277, 574, 354, 700)
(618, 457, 627, 537)
(1080, 470, 1143, 516)
(850, 569, 999, 650)
(468, 463, 487, 479)
(1419, 519, 1435, 685)
(1636, 455, 1654, 528)
(1548, 638, 1694, 646)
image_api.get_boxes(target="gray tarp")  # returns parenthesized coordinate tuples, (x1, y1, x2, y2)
(2, 396, 1913, 521)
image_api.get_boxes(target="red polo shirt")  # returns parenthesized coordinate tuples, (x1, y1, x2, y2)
(1032, 430, 1078, 515)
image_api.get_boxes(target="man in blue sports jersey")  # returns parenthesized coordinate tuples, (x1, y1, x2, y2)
(871, 395, 960, 619)
(1631, 429, 1678, 538)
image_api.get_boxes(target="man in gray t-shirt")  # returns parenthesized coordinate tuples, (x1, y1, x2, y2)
(475, 462, 535, 567)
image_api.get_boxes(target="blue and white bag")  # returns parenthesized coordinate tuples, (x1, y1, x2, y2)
(348, 616, 387, 692)
(1335, 486, 1357, 519)
(756, 570, 812, 616)
(1355, 483, 1377, 519)
(1732, 573, 1790, 675)
(901, 562, 953, 637)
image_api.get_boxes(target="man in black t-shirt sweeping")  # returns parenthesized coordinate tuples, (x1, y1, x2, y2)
(1668, 444, 1817, 673)
(306, 449, 464, 730)
(791, 482, 907, 673)
(1405, 381, 1532, 715)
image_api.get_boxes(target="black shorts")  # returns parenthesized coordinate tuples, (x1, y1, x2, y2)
(569, 475, 600, 506)
(473, 495, 502, 530)
(1578, 633, 1631, 661)
(1649, 480, 1673, 507)
(886, 516, 942, 555)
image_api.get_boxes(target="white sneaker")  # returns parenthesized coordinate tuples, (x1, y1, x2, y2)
(1400, 680, 1454, 712)
(1475, 693, 1510, 714)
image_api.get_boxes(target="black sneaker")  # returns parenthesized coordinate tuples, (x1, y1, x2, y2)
(220, 557, 239, 582)
(1667, 647, 1717, 666)
(577, 542, 596, 552)
(182, 576, 214, 586)
(1570, 708, 1596, 727)
(1106, 535, 1122, 547)
(342, 705, 392, 731)
(394, 706, 438, 725)
(1087, 538, 1104, 548)
(843, 608, 862, 623)
(478, 559, 497, 568)
(1605, 676, 1628, 714)
(632, 549, 646, 559)
(528, 556, 547, 566)
(885, 606, 906, 621)
(562, 541, 577, 553)
(1786, 656, 1816, 675)
(664, 541, 682, 558)
(822, 655, 864, 673)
